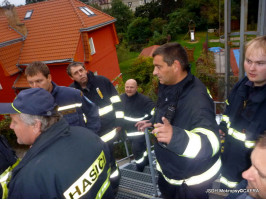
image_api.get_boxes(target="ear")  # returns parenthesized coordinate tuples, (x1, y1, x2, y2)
(173, 60, 181, 72)
(48, 74, 52, 82)
(33, 120, 42, 135)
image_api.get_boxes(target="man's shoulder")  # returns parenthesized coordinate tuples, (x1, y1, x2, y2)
(56, 85, 82, 96)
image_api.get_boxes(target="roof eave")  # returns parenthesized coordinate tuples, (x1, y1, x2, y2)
(17, 58, 74, 67)
(79, 19, 116, 32)
(0, 37, 25, 48)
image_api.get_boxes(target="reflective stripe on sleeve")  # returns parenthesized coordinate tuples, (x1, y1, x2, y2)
(64, 151, 106, 199)
(95, 167, 111, 199)
(136, 151, 148, 164)
(182, 130, 201, 158)
(124, 114, 148, 122)
(220, 176, 238, 188)
(99, 105, 113, 116)
(0, 159, 20, 199)
(58, 103, 82, 111)
(110, 95, 121, 103)
(100, 128, 116, 143)
(156, 157, 221, 186)
(127, 131, 145, 137)
(115, 111, 124, 118)
(228, 127, 255, 149)
(191, 128, 220, 156)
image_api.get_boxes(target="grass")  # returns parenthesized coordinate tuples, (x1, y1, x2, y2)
(117, 31, 222, 78)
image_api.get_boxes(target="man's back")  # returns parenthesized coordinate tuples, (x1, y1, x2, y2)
(8, 119, 113, 199)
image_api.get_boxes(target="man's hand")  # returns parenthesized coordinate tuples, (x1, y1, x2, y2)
(219, 129, 225, 140)
(135, 120, 152, 132)
(152, 117, 173, 144)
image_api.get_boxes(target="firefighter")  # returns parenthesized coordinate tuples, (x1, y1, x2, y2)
(219, 36, 266, 189)
(0, 88, 114, 199)
(0, 135, 19, 199)
(25, 61, 100, 133)
(120, 79, 155, 172)
(67, 62, 124, 193)
(136, 43, 220, 198)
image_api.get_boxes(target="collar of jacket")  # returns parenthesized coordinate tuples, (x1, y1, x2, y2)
(125, 92, 138, 100)
(158, 72, 194, 101)
(50, 81, 58, 96)
(12, 119, 70, 174)
(238, 77, 266, 103)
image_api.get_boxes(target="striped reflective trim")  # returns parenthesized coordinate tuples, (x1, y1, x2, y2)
(100, 128, 116, 142)
(157, 157, 221, 186)
(182, 130, 201, 158)
(245, 140, 255, 148)
(228, 128, 246, 141)
(0, 159, 20, 198)
(115, 111, 124, 118)
(151, 108, 155, 116)
(110, 168, 119, 179)
(83, 113, 87, 123)
(124, 114, 148, 122)
(58, 103, 82, 111)
(99, 104, 113, 116)
(221, 115, 229, 123)
(110, 95, 121, 103)
(191, 128, 220, 156)
(127, 131, 145, 137)
(95, 167, 111, 199)
(225, 99, 229, 105)
(64, 151, 106, 199)
(11, 103, 21, 113)
(136, 151, 148, 164)
(220, 176, 238, 188)
(207, 88, 213, 99)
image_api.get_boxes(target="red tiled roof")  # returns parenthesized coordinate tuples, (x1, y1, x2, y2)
(11, 0, 115, 64)
(13, 73, 29, 88)
(0, 10, 22, 44)
(0, 41, 22, 75)
(139, 45, 160, 57)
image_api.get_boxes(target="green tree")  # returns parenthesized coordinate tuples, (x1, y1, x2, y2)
(126, 17, 152, 47)
(103, 0, 134, 33)
(134, 1, 161, 20)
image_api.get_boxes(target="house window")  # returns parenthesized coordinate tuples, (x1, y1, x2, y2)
(0, 83, 2, 90)
(24, 10, 33, 20)
(128, 2, 132, 7)
(89, 37, 96, 55)
(79, 7, 95, 16)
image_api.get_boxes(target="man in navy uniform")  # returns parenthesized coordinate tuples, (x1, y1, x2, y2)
(0, 88, 113, 199)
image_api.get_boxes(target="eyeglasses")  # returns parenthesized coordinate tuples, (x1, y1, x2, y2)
(245, 58, 266, 67)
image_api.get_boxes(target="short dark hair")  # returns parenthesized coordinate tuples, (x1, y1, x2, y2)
(256, 131, 266, 148)
(67, 62, 85, 77)
(152, 43, 189, 71)
(25, 61, 50, 78)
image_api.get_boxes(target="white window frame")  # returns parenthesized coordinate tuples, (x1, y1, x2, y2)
(24, 10, 33, 19)
(89, 37, 96, 55)
(79, 7, 95, 16)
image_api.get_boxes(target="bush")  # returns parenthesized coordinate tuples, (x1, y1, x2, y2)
(117, 56, 158, 102)
(0, 116, 17, 147)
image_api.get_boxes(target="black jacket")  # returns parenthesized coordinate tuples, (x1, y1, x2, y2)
(70, 72, 123, 137)
(220, 77, 266, 185)
(0, 135, 18, 198)
(51, 82, 100, 133)
(152, 72, 220, 183)
(120, 92, 155, 140)
(8, 119, 113, 199)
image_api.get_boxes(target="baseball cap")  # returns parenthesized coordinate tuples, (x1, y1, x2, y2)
(0, 88, 57, 116)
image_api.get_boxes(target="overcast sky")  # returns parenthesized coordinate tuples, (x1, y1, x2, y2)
(0, 0, 26, 6)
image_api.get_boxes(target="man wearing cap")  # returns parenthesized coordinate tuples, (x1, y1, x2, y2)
(0, 88, 114, 199)
(25, 61, 100, 133)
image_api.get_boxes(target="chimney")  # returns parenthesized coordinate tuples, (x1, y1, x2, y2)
(0, 5, 27, 36)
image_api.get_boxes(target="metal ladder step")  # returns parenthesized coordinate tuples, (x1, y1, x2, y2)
(117, 175, 159, 198)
